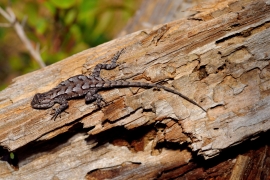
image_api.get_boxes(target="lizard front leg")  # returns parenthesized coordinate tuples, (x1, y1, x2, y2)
(51, 96, 69, 120)
(85, 89, 106, 107)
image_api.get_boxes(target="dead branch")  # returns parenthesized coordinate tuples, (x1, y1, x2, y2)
(0, 6, 45, 68)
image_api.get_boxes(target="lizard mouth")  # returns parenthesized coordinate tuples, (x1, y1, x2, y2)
(31, 93, 42, 108)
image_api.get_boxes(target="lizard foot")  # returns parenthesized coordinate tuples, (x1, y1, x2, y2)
(90, 93, 106, 108)
(51, 108, 69, 120)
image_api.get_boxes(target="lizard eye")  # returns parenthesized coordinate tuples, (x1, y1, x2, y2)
(35, 93, 41, 100)
(36, 93, 42, 102)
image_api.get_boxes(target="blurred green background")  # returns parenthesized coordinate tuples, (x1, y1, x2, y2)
(0, 0, 141, 90)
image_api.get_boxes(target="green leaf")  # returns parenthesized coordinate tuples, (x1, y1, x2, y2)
(10, 152, 14, 160)
(79, 0, 98, 13)
(49, 0, 77, 9)
(65, 9, 77, 25)
(36, 19, 47, 34)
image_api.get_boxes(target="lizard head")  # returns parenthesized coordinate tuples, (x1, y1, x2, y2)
(31, 93, 54, 109)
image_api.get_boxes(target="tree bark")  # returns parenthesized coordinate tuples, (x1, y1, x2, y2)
(1, 0, 270, 179)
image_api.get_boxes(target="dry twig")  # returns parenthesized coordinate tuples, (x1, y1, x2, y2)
(0, 6, 45, 68)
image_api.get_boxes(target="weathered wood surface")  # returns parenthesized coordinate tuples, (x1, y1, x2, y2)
(1, 0, 270, 179)
(119, 0, 212, 36)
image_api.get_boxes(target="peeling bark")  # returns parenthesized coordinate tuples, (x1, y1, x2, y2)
(1, 0, 270, 179)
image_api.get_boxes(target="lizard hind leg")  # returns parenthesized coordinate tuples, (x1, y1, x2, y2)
(92, 48, 125, 77)
(85, 89, 106, 107)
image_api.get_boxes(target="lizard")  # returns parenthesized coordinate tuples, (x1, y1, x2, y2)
(31, 48, 206, 120)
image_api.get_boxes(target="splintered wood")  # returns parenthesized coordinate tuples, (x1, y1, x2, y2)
(0, 0, 270, 179)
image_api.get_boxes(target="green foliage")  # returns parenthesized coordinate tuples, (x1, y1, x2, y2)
(10, 152, 14, 160)
(0, 0, 141, 90)
(49, 0, 77, 9)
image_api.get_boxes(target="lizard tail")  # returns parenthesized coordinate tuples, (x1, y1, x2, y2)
(106, 80, 206, 112)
